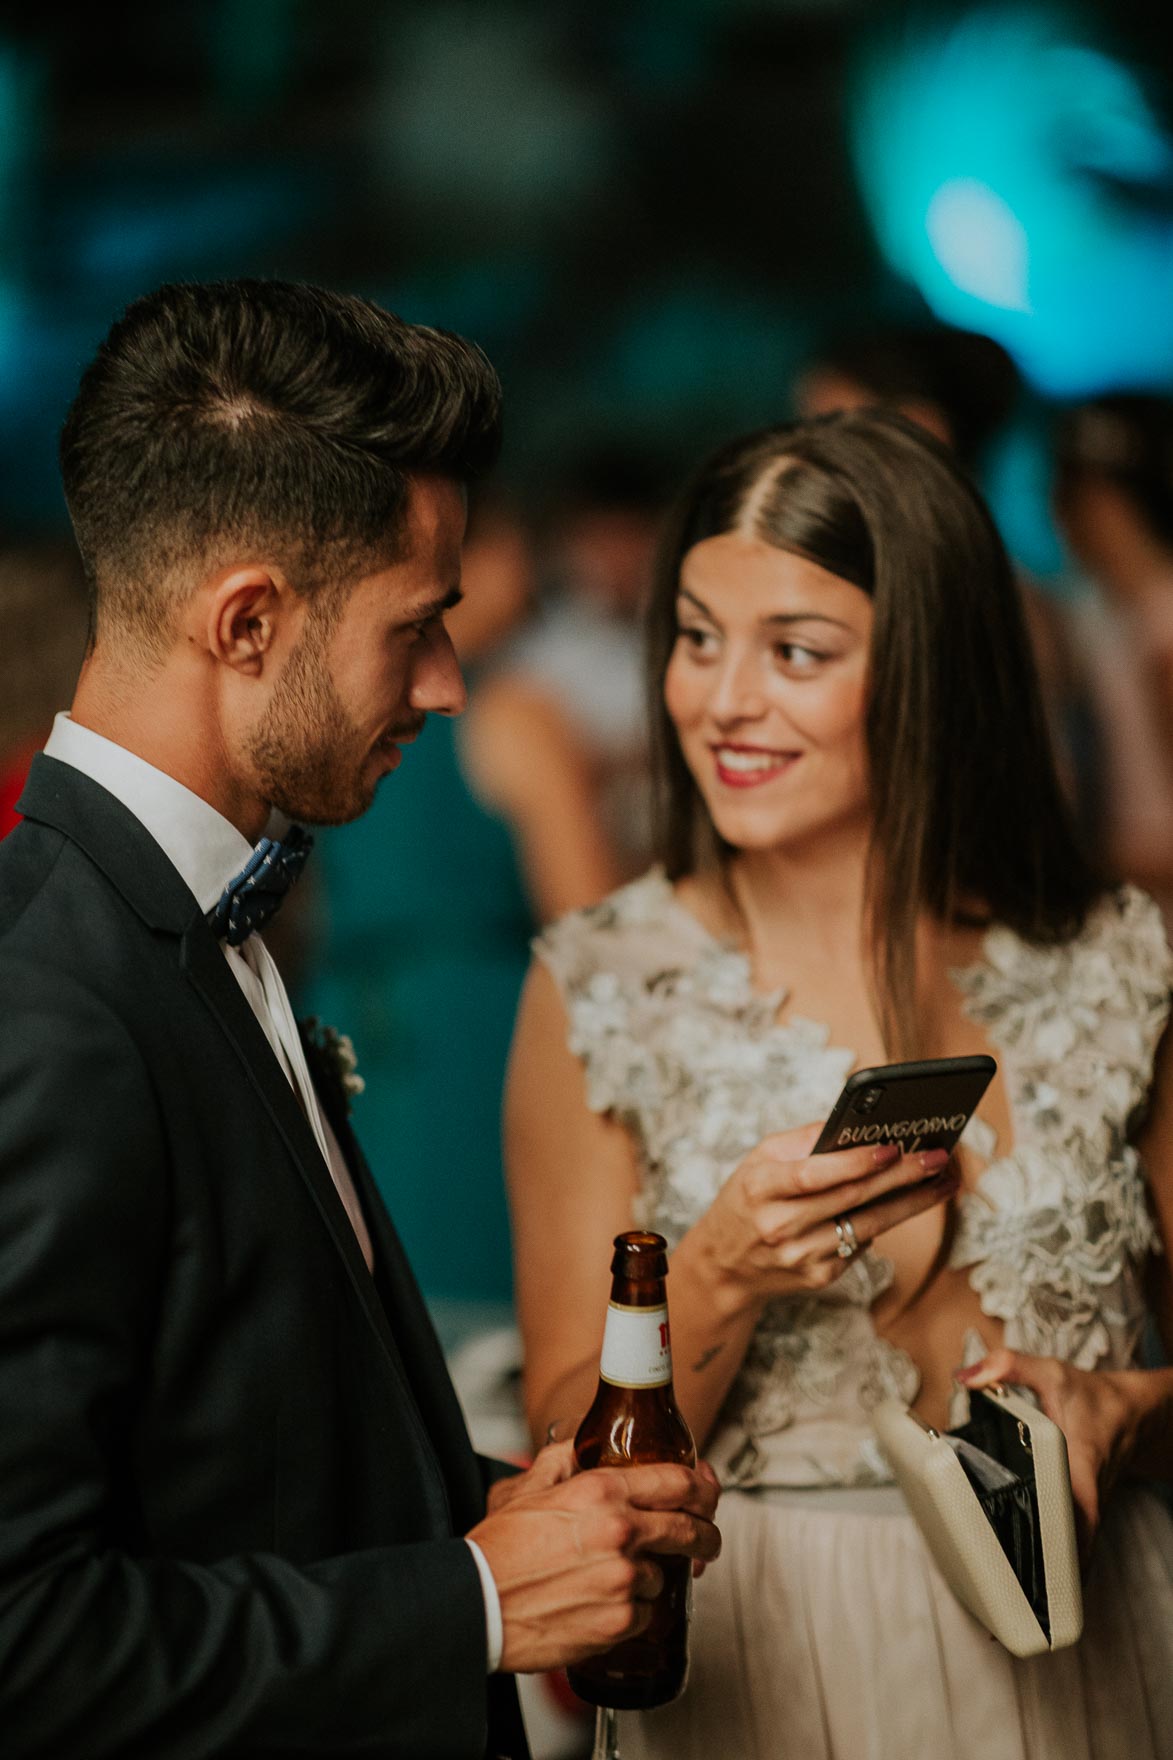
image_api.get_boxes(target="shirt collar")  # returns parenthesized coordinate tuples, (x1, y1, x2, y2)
(44, 712, 256, 914)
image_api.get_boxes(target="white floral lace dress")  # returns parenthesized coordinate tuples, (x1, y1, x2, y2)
(538, 871, 1173, 1760)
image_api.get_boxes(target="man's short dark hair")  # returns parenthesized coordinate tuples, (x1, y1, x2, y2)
(59, 278, 503, 654)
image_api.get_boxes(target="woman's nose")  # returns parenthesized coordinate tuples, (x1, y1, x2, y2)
(708, 647, 766, 723)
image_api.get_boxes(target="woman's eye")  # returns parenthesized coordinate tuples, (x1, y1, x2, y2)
(676, 623, 718, 655)
(776, 642, 824, 672)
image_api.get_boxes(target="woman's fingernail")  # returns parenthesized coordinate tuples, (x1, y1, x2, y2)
(918, 1149, 950, 1174)
(872, 1144, 901, 1166)
(955, 1363, 982, 1384)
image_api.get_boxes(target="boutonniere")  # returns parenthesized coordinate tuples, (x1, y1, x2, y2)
(300, 1016, 366, 1114)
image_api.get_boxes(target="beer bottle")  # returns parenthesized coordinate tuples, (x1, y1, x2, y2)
(567, 1230, 696, 1712)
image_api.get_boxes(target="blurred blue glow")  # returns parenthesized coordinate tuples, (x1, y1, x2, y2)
(925, 179, 1031, 312)
(983, 418, 1067, 580)
(852, 7, 1173, 396)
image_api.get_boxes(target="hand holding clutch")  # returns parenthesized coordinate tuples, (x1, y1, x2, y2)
(956, 1348, 1141, 1563)
(873, 1384, 1083, 1657)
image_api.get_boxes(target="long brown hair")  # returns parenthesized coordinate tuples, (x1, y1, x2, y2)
(646, 409, 1101, 1054)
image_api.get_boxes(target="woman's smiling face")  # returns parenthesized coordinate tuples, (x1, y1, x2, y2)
(663, 531, 874, 856)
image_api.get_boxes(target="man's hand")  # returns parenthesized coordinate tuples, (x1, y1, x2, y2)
(485, 1440, 578, 1515)
(468, 1451, 721, 1675)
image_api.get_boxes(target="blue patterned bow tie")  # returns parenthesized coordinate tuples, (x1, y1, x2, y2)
(206, 825, 314, 947)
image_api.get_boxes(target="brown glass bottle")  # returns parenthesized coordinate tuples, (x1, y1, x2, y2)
(567, 1230, 696, 1712)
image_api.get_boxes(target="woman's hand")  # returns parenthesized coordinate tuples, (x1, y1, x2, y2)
(681, 1120, 959, 1316)
(958, 1349, 1144, 1562)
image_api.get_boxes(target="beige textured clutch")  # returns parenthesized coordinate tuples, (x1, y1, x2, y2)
(873, 1386, 1083, 1657)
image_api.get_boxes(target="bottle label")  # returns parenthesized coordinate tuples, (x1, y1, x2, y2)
(599, 1302, 673, 1388)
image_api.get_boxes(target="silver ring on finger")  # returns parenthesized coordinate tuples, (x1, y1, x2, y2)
(833, 1214, 860, 1259)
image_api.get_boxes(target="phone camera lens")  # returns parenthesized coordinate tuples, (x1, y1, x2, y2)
(856, 1087, 883, 1114)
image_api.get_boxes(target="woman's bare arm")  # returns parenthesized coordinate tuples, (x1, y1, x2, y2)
(505, 962, 762, 1451)
(505, 961, 643, 1448)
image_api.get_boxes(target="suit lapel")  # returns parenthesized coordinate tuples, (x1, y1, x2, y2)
(182, 925, 462, 1527)
(180, 928, 372, 1282)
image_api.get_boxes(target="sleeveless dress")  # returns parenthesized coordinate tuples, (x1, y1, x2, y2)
(538, 870, 1173, 1760)
(296, 709, 533, 1304)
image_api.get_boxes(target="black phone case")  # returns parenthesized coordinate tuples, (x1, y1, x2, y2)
(812, 1055, 996, 1157)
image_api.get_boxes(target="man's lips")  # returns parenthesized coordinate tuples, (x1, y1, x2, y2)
(709, 743, 800, 789)
(369, 724, 424, 772)
(374, 721, 424, 753)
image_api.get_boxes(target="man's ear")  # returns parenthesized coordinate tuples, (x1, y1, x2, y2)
(201, 566, 293, 676)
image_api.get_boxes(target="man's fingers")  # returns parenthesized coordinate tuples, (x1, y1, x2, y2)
(625, 1508, 722, 1564)
(632, 1558, 665, 1600)
(604, 1461, 720, 1520)
(523, 1439, 577, 1491)
(487, 1439, 577, 1511)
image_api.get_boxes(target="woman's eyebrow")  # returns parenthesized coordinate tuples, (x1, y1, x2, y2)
(763, 611, 854, 631)
(676, 586, 716, 619)
(677, 587, 854, 634)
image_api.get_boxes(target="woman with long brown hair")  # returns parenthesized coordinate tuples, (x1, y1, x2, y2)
(506, 410, 1173, 1757)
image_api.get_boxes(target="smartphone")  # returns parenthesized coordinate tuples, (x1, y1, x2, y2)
(812, 1055, 996, 1158)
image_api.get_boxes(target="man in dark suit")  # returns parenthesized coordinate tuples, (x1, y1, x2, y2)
(0, 280, 719, 1759)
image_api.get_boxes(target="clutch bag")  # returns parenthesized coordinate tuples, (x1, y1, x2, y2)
(873, 1384, 1083, 1657)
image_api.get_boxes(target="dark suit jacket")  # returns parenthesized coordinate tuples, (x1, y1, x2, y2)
(0, 755, 529, 1760)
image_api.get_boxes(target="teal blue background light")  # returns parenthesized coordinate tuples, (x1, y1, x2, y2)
(853, 7, 1173, 397)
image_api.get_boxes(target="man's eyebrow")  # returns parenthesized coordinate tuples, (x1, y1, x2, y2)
(402, 583, 463, 622)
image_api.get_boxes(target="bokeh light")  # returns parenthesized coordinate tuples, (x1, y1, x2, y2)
(853, 6, 1173, 397)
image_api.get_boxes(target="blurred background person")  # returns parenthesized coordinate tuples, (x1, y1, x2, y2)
(294, 492, 620, 1314)
(1054, 394, 1173, 916)
(794, 319, 1022, 473)
(506, 449, 670, 878)
(0, 541, 88, 838)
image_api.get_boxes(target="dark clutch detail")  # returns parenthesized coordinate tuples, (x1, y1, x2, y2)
(947, 1391, 1050, 1640)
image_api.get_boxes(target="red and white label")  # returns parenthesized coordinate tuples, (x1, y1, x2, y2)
(599, 1302, 673, 1388)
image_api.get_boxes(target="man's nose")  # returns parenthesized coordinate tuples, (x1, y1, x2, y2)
(409, 624, 467, 717)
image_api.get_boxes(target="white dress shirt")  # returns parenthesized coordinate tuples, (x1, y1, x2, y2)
(42, 712, 503, 1672)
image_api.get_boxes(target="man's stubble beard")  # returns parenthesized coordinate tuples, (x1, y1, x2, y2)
(244, 623, 374, 828)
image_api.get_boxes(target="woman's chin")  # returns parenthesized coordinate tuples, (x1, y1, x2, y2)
(708, 802, 864, 856)
(708, 798, 806, 846)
